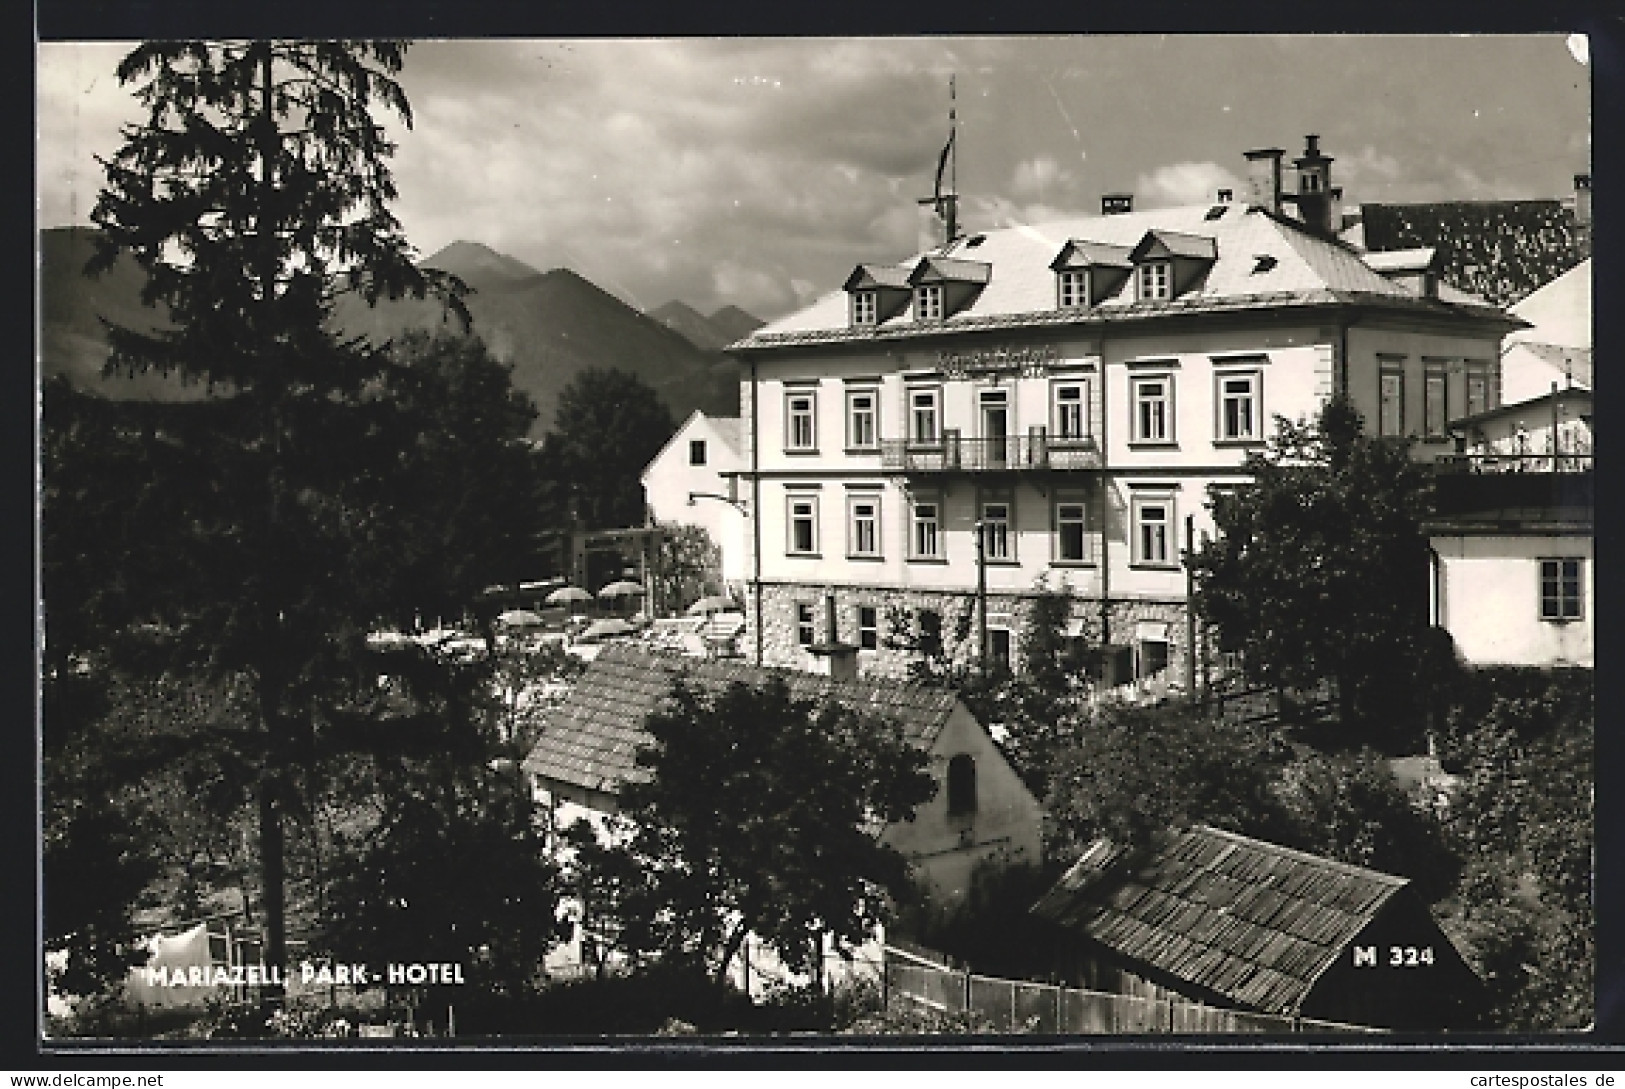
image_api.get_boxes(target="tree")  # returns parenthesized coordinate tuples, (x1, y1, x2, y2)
(1190, 398, 1436, 743)
(568, 676, 937, 984)
(544, 367, 675, 530)
(1045, 699, 1297, 862)
(1271, 747, 1460, 904)
(369, 331, 559, 629)
(647, 522, 722, 617)
(65, 39, 469, 995)
(1432, 672, 1593, 1029)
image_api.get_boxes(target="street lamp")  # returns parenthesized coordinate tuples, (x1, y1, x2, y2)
(686, 491, 749, 515)
(974, 518, 988, 675)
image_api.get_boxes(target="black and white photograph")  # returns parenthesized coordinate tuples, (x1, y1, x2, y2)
(34, 33, 1596, 1048)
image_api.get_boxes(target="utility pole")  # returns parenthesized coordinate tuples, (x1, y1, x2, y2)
(1184, 514, 1197, 702)
(975, 518, 989, 676)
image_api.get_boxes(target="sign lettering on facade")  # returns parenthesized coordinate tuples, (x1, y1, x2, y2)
(936, 344, 1061, 379)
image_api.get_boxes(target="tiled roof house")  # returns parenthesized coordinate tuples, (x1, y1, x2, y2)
(1352, 195, 1589, 309)
(522, 644, 1043, 905)
(1031, 825, 1487, 1030)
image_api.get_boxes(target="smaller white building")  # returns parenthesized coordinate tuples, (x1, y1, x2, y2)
(1427, 388, 1593, 669)
(1501, 258, 1591, 404)
(640, 410, 748, 588)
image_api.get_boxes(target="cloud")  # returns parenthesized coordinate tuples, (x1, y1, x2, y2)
(1010, 156, 1072, 200)
(1134, 161, 1243, 208)
(36, 37, 1590, 323)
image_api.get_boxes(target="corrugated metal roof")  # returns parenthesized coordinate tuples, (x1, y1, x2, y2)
(733, 204, 1519, 352)
(1031, 826, 1410, 1016)
(522, 645, 959, 795)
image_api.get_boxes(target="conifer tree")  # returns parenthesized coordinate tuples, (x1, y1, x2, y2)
(80, 40, 469, 995)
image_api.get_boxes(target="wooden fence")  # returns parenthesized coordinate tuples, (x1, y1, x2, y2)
(883, 944, 1382, 1035)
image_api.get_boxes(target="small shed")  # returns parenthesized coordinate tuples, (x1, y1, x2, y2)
(1031, 826, 1487, 1031)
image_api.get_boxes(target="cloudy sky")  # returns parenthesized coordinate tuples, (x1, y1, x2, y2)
(38, 35, 1590, 321)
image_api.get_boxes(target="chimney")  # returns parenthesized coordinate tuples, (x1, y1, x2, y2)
(1289, 134, 1338, 236)
(1217, 188, 1233, 203)
(1244, 148, 1284, 215)
(1101, 193, 1133, 215)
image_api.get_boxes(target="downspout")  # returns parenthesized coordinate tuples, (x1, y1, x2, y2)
(1428, 546, 1442, 629)
(750, 357, 764, 664)
(1096, 334, 1111, 680)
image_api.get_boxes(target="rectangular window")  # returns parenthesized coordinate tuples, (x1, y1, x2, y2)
(980, 501, 1012, 561)
(1216, 371, 1260, 441)
(1466, 368, 1489, 417)
(1132, 495, 1174, 566)
(1056, 501, 1090, 563)
(1424, 367, 1448, 438)
(988, 628, 1013, 670)
(1379, 366, 1404, 436)
(910, 388, 941, 445)
(1137, 261, 1171, 301)
(1058, 270, 1088, 309)
(785, 390, 817, 451)
(916, 283, 944, 320)
(847, 495, 881, 558)
(787, 494, 819, 556)
(1132, 376, 1173, 443)
(688, 439, 707, 465)
(1539, 558, 1583, 621)
(857, 605, 879, 651)
(1054, 381, 1090, 441)
(851, 290, 877, 326)
(911, 500, 942, 559)
(917, 609, 944, 658)
(796, 603, 816, 646)
(846, 388, 878, 449)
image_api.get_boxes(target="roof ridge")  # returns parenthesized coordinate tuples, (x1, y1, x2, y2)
(1192, 824, 1411, 889)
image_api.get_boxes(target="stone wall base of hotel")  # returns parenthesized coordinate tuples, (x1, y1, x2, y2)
(747, 581, 1195, 690)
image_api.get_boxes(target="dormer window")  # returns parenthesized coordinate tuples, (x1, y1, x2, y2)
(1137, 261, 1171, 301)
(1050, 239, 1133, 309)
(1058, 269, 1089, 309)
(851, 290, 877, 325)
(906, 253, 991, 322)
(915, 283, 944, 321)
(843, 263, 914, 327)
(1128, 229, 1216, 303)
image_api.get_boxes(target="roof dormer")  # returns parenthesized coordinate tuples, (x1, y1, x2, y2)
(906, 254, 991, 322)
(1363, 247, 1441, 299)
(1049, 239, 1134, 309)
(1127, 229, 1218, 302)
(843, 263, 914, 327)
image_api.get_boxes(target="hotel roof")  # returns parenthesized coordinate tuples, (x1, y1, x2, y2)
(732, 204, 1521, 352)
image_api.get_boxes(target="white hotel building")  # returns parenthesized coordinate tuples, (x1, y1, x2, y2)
(726, 138, 1525, 685)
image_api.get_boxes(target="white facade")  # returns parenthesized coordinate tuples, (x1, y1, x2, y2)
(1431, 534, 1593, 668)
(641, 410, 748, 586)
(730, 172, 1519, 683)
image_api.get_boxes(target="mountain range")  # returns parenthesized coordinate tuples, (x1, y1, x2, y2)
(38, 231, 760, 437)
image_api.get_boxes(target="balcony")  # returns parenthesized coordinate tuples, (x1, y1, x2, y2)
(1430, 453, 1593, 528)
(880, 430, 1102, 474)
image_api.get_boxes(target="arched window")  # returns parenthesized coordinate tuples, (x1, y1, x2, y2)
(947, 754, 977, 817)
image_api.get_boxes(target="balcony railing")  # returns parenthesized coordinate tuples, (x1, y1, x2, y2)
(1434, 452, 1594, 475)
(1431, 454, 1594, 523)
(880, 431, 1102, 474)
